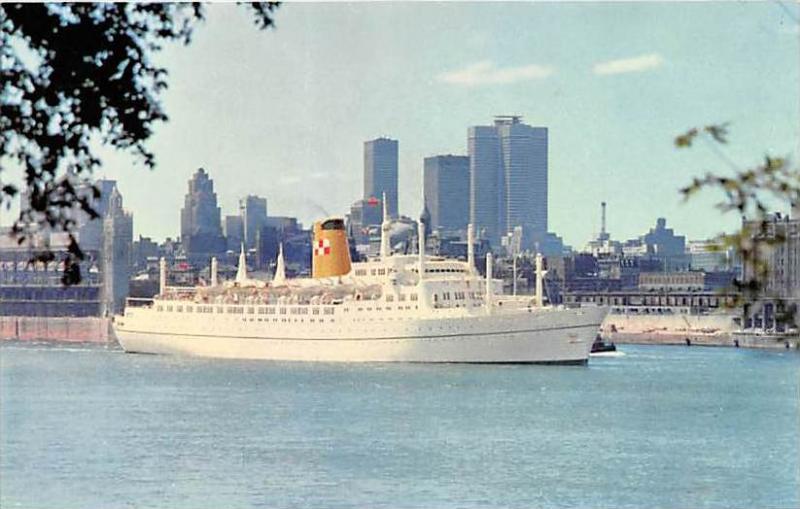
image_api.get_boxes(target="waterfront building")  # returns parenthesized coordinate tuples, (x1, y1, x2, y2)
(423, 155, 469, 234)
(638, 271, 736, 292)
(1, 181, 132, 317)
(179, 168, 226, 263)
(687, 239, 736, 273)
(240, 195, 268, 249)
(469, 116, 548, 249)
(744, 212, 800, 300)
(364, 138, 399, 218)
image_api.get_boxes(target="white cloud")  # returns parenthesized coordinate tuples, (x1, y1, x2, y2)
(593, 53, 664, 75)
(437, 61, 554, 86)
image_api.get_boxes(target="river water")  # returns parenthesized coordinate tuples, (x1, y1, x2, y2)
(1, 342, 798, 508)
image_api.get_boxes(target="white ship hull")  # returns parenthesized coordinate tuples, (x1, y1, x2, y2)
(115, 306, 606, 364)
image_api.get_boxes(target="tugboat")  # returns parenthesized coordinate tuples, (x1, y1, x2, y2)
(590, 334, 617, 354)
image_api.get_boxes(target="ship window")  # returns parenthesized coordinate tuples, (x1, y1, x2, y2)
(433, 294, 438, 302)
(299, 308, 308, 315)
(258, 307, 267, 315)
(186, 306, 193, 312)
(378, 268, 386, 275)
(279, 308, 287, 314)
(291, 308, 300, 315)
(399, 294, 406, 302)
(166, 305, 173, 312)
(266, 307, 275, 315)
(355, 269, 367, 276)
(370, 269, 376, 276)
(312, 308, 320, 315)
(410, 294, 418, 301)
(386, 295, 394, 302)
(324, 307, 334, 315)
(216, 306, 224, 313)
(176, 306, 183, 312)
(156, 305, 163, 312)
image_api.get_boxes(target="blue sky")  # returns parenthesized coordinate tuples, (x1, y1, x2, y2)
(4, 1, 799, 248)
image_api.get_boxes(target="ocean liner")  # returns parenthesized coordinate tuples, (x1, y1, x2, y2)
(114, 205, 608, 364)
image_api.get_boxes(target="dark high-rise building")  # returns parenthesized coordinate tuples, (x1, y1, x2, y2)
(364, 137, 399, 218)
(469, 116, 548, 249)
(423, 155, 470, 234)
(240, 195, 267, 249)
(180, 168, 226, 262)
(223, 215, 244, 252)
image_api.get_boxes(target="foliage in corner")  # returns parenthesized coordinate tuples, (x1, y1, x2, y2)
(675, 123, 800, 323)
(0, 2, 280, 285)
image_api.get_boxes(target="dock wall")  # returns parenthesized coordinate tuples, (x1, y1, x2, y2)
(0, 316, 114, 344)
(601, 312, 799, 349)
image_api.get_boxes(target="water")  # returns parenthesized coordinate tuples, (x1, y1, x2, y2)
(1, 342, 798, 509)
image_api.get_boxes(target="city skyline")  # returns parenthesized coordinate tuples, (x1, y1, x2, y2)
(1, 2, 797, 247)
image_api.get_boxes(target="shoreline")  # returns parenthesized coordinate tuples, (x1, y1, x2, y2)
(606, 332, 800, 350)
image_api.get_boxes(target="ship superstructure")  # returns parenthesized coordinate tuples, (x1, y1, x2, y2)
(115, 202, 607, 363)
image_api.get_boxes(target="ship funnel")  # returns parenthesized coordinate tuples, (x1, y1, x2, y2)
(312, 217, 352, 278)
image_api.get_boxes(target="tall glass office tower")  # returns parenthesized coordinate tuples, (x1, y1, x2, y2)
(364, 138, 399, 219)
(469, 116, 548, 249)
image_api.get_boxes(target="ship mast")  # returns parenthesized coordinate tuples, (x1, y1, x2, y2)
(273, 243, 286, 285)
(467, 223, 475, 275)
(159, 257, 167, 295)
(380, 192, 391, 259)
(235, 243, 248, 283)
(210, 257, 218, 287)
(535, 253, 547, 307)
(485, 252, 493, 312)
(418, 219, 425, 280)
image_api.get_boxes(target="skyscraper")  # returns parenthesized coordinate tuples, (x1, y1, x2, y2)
(423, 155, 470, 233)
(469, 116, 548, 249)
(223, 215, 244, 252)
(240, 195, 267, 249)
(468, 125, 503, 245)
(364, 137, 399, 218)
(180, 168, 226, 261)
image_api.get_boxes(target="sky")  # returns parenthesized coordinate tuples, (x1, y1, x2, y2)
(3, 1, 799, 248)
